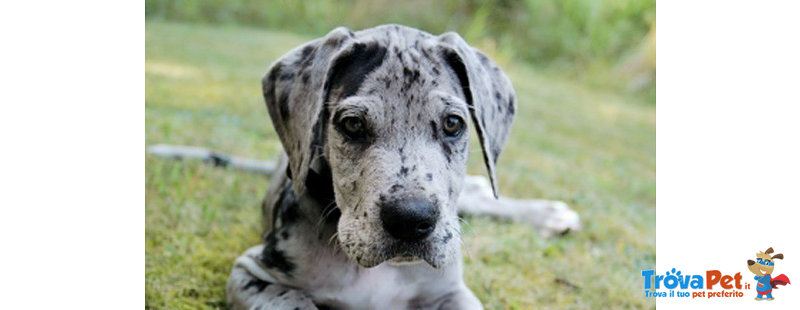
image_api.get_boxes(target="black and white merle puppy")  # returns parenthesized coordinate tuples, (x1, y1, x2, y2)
(227, 24, 524, 309)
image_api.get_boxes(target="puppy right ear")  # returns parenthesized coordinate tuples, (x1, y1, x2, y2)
(263, 27, 355, 196)
(437, 32, 516, 199)
(772, 253, 784, 260)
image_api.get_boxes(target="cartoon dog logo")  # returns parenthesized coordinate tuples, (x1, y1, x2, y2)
(747, 247, 791, 300)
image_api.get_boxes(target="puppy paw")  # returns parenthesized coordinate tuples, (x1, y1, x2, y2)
(515, 200, 581, 237)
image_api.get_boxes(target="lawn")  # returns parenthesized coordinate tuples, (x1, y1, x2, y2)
(145, 21, 655, 309)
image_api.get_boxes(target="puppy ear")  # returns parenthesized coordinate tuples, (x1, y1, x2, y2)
(766, 247, 775, 254)
(772, 253, 784, 260)
(438, 32, 516, 198)
(263, 27, 356, 196)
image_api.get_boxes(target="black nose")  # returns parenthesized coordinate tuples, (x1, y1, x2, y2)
(380, 197, 438, 242)
(748, 260, 755, 266)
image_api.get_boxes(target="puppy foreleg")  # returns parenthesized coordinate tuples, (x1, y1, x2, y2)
(439, 284, 483, 310)
(226, 245, 317, 310)
(456, 175, 580, 237)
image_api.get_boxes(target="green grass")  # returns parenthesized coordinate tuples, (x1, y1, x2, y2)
(146, 21, 655, 309)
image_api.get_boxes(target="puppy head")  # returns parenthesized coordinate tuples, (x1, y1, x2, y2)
(263, 25, 516, 268)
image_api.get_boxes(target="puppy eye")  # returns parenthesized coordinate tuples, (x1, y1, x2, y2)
(339, 116, 367, 140)
(442, 115, 465, 137)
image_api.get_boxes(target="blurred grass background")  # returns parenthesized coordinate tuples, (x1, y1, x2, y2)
(146, 0, 656, 96)
(146, 1, 655, 309)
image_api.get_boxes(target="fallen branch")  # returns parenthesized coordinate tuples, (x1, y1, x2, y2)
(147, 144, 277, 175)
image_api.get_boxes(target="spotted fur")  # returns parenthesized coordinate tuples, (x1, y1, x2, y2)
(228, 24, 517, 310)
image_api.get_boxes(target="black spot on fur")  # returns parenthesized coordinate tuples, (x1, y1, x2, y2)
(261, 232, 296, 276)
(421, 47, 434, 61)
(305, 161, 336, 207)
(243, 279, 271, 292)
(324, 42, 388, 103)
(441, 49, 472, 104)
(430, 121, 437, 139)
(278, 90, 291, 120)
(443, 230, 453, 243)
(272, 180, 300, 227)
(441, 142, 453, 163)
(307, 103, 329, 177)
(403, 67, 420, 85)
(425, 173, 433, 181)
(399, 166, 409, 176)
(278, 290, 288, 297)
(279, 71, 295, 81)
(295, 45, 316, 67)
(393, 46, 401, 58)
(272, 180, 300, 226)
(389, 184, 404, 193)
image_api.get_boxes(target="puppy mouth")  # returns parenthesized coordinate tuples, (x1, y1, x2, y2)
(348, 240, 445, 268)
(386, 255, 424, 266)
(382, 240, 445, 268)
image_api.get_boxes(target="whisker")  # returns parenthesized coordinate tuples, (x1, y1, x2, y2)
(316, 200, 338, 227)
(327, 231, 340, 246)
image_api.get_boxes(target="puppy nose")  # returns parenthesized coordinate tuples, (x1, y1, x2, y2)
(748, 260, 755, 266)
(380, 198, 438, 242)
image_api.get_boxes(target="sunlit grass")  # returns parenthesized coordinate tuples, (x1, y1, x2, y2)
(145, 21, 655, 309)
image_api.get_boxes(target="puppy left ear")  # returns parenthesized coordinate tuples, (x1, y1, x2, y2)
(263, 27, 358, 196)
(438, 32, 516, 198)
